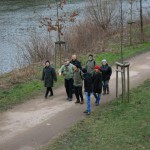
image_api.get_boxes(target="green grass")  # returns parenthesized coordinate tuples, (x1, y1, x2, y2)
(79, 41, 150, 66)
(45, 79, 150, 150)
(0, 74, 64, 112)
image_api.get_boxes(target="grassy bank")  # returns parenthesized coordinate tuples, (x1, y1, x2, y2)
(80, 41, 150, 65)
(0, 71, 64, 111)
(45, 79, 150, 150)
(0, 41, 150, 112)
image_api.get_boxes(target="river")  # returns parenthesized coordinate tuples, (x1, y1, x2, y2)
(0, 0, 149, 74)
(0, 0, 85, 74)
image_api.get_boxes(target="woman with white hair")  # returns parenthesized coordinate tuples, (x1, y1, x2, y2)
(101, 59, 112, 95)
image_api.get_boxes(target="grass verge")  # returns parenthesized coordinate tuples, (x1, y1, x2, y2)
(80, 41, 150, 65)
(45, 79, 150, 150)
(0, 73, 64, 112)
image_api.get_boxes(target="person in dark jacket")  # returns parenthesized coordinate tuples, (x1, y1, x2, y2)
(73, 64, 84, 104)
(82, 68, 93, 115)
(70, 55, 82, 70)
(93, 66, 102, 106)
(101, 59, 112, 95)
(42, 60, 57, 99)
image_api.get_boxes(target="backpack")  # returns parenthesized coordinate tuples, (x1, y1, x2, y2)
(79, 70, 84, 80)
(86, 60, 96, 66)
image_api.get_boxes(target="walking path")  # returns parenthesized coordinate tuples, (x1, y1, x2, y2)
(0, 52, 150, 150)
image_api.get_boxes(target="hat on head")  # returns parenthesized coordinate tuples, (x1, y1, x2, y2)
(89, 54, 93, 57)
(94, 65, 101, 71)
(82, 68, 87, 73)
(45, 60, 50, 64)
(74, 63, 80, 68)
(102, 59, 107, 63)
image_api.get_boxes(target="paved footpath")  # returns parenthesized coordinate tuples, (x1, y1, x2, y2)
(0, 52, 150, 150)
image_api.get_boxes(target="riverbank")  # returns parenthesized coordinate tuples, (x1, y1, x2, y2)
(45, 79, 150, 150)
(0, 41, 150, 112)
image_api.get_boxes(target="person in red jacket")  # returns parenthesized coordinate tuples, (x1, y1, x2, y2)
(93, 66, 102, 106)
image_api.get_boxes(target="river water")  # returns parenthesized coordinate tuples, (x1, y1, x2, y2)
(0, 0, 85, 74)
(0, 0, 149, 74)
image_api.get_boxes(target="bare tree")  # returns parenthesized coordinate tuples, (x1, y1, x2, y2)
(87, 0, 118, 31)
(39, 0, 78, 66)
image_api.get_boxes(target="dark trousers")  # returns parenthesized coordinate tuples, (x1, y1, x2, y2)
(65, 78, 73, 99)
(102, 80, 109, 92)
(45, 87, 53, 97)
(74, 86, 84, 102)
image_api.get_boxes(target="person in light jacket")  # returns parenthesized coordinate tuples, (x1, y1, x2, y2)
(59, 59, 75, 101)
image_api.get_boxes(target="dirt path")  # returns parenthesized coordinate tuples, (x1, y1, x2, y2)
(0, 52, 150, 150)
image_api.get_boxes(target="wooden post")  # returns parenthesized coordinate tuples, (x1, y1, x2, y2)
(140, 0, 144, 43)
(121, 67, 124, 102)
(116, 62, 130, 102)
(123, 66, 126, 93)
(56, 0, 62, 67)
(127, 66, 130, 102)
(130, 0, 133, 45)
(54, 44, 57, 69)
(116, 65, 118, 98)
(120, 0, 124, 63)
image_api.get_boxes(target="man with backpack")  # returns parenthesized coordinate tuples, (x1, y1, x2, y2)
(85, 54, 96, 76)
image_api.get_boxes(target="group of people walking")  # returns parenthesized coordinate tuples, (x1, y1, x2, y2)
(42, 54, 112, 115)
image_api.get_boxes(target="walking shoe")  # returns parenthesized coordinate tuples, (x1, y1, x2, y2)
(80, 101, 84, 104)
(103, 92, 106, 95)
(75, 101, 80, 104)
(49, 94, 54, 97)
(83, 110, 88, 113)
(96, 103, 99, 106)
(68, 98, 72, 101)
(86, 112, 91, 115)
(107, 91, 109, 94)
